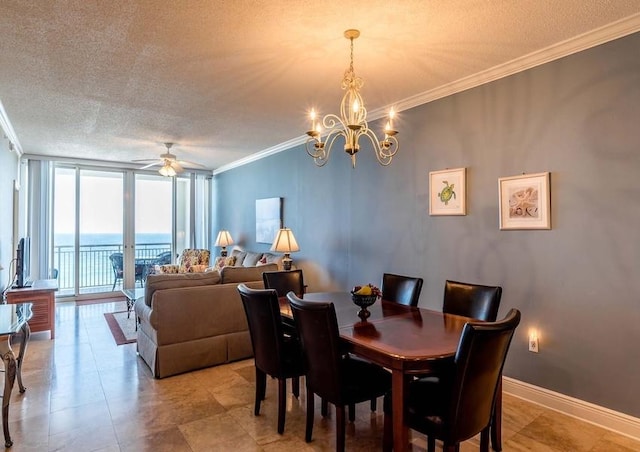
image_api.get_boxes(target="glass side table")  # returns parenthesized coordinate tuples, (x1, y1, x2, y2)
(0, 303, 32, 448)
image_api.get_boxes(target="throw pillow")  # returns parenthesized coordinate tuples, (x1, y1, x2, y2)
(243, 251, 264, 267)
(214, 255, 236, 271)
(256, 255, 268, 266)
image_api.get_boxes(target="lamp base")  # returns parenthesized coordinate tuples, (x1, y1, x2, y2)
(282, 255, 292, 271)
(220, 248, 228, 258)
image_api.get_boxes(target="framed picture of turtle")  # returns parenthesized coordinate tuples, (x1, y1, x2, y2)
(498, 172, 551, 230)
(429, 167, 466, 216)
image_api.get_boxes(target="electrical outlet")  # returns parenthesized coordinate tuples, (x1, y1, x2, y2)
(528, 333, 539, 353)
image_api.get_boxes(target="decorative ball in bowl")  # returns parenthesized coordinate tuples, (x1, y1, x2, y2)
(351, 284, 381, 319)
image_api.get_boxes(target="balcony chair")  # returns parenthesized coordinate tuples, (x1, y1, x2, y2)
(287, 293, 391, 452)
(381, 272, 424, 307)
(237, 284, 304, 434)
(154, 248, 210, 274)
(383, 309, 520, 452)
(108, 252, 144, 291)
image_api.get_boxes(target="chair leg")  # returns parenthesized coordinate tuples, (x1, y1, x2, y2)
(370, 397, 377, 411)
(112, 278, 116, 291)
(292, 376, 300, 398)
(321, 398, 328, 417)
(491, 377, 503, 451)
(480, 426, 490, 452)
(336, 405, 346, 452)
(348, 403, 355, 422)
(254, 368, 266, 415)
(427, 436, 436, 452)
(277, 378, 286, 434)
(305, 387, 314, 442)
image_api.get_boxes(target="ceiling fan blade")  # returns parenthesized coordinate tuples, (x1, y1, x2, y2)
(132, 158, 160, 163)
(171, 161, 185, 173)
(176, 159, 205, 168)
(139, 162, 161, 169)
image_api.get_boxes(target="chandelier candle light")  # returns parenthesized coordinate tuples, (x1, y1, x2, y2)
(270, 228, 300, 271)
(214, 230, 234, 257)
(305, 29, 399, 168)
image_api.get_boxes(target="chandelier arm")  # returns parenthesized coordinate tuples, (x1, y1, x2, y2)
(360, 129, 399, 166)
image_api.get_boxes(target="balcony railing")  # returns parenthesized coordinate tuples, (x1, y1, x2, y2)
(53, 243, 171, 293)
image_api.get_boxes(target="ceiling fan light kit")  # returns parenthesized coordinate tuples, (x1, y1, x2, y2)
(305, 29, 399, 169)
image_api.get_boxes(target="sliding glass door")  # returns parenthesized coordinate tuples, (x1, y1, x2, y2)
(134, 174, 172, 281)
(49, 163, 211, 299)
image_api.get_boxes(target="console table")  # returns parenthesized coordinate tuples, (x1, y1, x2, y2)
(5, 279, 57, 339)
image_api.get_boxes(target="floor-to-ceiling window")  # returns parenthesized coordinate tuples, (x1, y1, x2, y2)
(41, 162, 211, 300)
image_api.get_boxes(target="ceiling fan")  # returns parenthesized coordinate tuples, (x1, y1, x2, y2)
(133, 142, 205, 176)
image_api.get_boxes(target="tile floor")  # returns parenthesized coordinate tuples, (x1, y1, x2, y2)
(5, 300, 640, 451)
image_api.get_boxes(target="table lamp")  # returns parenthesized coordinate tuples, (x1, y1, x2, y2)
(214, 230, 234, 257)
(270, 228, 300, 271)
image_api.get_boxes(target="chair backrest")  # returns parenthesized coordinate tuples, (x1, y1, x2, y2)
(178, 248, 211, 272)
(443, 280, 502, 321)
(109, 253, 123, 276)
(381, 273, 424, 307)
(237, 284, 288, 377)
(263, 270, 304, 298)
(446, 309, 520, 443)
(287, 293, 344, 404)
(154, 251, 174, 265)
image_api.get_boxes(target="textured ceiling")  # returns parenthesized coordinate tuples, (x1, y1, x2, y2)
(1, 1, 640, 172)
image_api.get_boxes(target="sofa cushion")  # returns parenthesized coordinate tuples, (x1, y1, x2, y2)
(220, 263, 278, 284)
(145, 271, 221, 307)
(242, 251, 264, 267)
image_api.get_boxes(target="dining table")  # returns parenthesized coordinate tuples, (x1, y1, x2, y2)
(279, 291, 487, 452)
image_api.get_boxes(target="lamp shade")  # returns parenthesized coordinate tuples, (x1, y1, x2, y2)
(270, 228, 300, 253)
(214, 230, 234, 247)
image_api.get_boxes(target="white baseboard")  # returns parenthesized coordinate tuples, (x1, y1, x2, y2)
(503, 377, 640, 441)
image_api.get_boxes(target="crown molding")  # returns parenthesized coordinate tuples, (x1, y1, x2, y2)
(214, 13, 640, 175)
(0, 100, 23, 156)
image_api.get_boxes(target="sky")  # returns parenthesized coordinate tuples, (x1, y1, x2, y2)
(54, 170, 172, 235)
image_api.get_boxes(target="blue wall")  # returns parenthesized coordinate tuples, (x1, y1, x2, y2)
(215, 33, 640, 417)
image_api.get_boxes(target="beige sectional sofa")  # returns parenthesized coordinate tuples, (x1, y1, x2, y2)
(135, 263, 278, 378)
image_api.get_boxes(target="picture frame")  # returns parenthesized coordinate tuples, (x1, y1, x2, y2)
(429, 167, 467, 216)
(498, 172, 551, 230)
(256, 197, 283, 243)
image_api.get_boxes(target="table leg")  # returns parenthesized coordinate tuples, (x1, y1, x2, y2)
(16, 322, 30, 393)
(0, 334, 17, 448)
(391, 370, 409, 451)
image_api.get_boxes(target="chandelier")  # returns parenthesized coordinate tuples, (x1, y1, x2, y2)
(305, 29, 399, 168)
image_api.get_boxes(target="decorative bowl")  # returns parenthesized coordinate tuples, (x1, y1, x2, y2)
(351, 294, 378, 309)
(350, 284, 381, 319)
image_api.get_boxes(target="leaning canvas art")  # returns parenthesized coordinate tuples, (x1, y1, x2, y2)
(256, 197, 282, 243)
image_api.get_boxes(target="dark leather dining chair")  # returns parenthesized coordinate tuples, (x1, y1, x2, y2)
(383, 309, 521, 452)
(263, 269, 305, 298)
(442, 279, 503, 449)
(287, 292, 391, 452)
(237, 284, 304, 434)
(381, 273, 423, 307)
(443, 280, 502, 322)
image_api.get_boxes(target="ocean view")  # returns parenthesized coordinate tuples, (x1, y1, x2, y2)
(55, 233, 172, 247)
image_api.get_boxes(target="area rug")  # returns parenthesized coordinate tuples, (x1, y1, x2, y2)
(104, 311, 137, 345)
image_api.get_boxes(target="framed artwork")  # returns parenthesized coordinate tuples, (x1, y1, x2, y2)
(256, 197, 282, 243)
(498, 172, 551, 230)
(429, 167, 466, 215)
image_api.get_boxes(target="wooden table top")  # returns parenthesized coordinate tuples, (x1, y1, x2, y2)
(279, 291, 470, 369)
